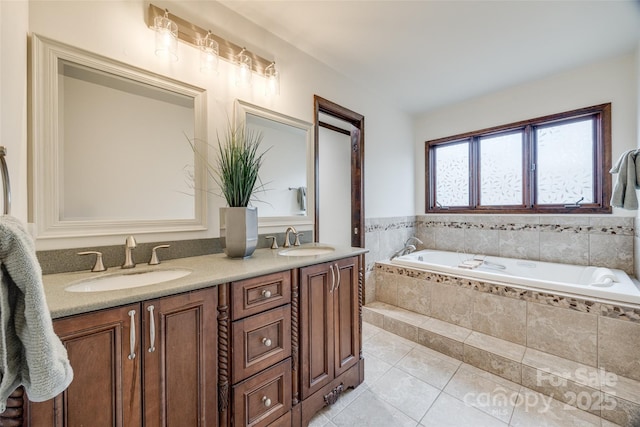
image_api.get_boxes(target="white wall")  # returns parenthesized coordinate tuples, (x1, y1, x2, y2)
(414, 52, 638, 217)
(19, 0, 414, 249)
(0, 0, 28, 220)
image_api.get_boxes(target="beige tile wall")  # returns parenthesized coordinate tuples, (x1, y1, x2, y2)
(374, 265, 640, 382)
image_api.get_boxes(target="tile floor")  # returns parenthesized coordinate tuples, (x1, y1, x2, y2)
(308, 322, 623, 427)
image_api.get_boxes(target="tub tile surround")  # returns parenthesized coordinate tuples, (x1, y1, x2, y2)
(363, 301, 640, 426)
(364, 214, 634, 273)
(364, 214, 635, 307)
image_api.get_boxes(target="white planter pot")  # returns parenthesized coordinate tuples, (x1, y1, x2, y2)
(220, 207, 258, 258)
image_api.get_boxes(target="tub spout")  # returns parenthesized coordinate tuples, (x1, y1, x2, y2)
(390, 243, 417, 260)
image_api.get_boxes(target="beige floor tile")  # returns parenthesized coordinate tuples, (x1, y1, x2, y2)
(362, 351, 393, 387)
(362, 322, 383, 342)
(319, 383, 369, 420)
(312, 319, 620, 427)
(330, 389, 418, 427)
(419, 392, 508, 427)
(364, 330, 415, 365)
(510, 387, 602, 427)
(369, 367, 440, 422)
(396, 347, 460, 389)
(443, 363, 520, 422)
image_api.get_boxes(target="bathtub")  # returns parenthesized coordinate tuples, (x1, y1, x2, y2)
(390, 249, 640, 305)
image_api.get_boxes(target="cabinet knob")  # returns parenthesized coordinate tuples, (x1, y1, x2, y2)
(262, 396, 272, 408)
(262, 337, 272, 347)
(261, 289, 272, 298)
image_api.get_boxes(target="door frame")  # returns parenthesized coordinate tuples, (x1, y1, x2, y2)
(313, 95, 365, 248)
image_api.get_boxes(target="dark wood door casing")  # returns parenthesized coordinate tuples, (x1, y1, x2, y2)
(314, 95, 365, 249)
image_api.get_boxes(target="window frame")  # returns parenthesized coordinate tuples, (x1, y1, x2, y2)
(425, 103, 612, 214)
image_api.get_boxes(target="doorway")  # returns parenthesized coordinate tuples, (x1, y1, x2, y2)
(313, 95, 364, 248)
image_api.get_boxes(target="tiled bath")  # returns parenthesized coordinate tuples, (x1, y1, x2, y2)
(364, 214, 635, 303)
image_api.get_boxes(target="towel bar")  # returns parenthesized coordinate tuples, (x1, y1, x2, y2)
(0, 146, 10, 215)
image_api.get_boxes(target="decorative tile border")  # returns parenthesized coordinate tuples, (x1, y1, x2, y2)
(375, 263, 640, 323)
(414, 220, 634, 236)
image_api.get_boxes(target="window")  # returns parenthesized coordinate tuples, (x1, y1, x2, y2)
(425, 104, 611, 214)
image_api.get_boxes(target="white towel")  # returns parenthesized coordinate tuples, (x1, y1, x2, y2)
(0, 216, 73, 410)
(610, 149, 640, 210)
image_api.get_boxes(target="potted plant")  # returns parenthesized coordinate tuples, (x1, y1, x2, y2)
(213, 122, 266, 258)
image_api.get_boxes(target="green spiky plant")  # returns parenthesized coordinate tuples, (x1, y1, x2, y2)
(185, 120, 268, 207)
(212, 122, 267, 207)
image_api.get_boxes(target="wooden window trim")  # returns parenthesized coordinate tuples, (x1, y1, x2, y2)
(425, 103, 612, 214)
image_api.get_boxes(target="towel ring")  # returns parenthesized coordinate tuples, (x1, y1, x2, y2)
(0, 146, 10, 215)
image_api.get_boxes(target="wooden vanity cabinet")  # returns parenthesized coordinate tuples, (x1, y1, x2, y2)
(298, 256, 362, 425)
(26, 303, 142, 427)
(12, 254, 365, 427)
(25, 288, 217, 427)
(227, 271, 293, 427)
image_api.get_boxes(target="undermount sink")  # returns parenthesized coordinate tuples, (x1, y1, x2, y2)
(278, 246, 335, 257)
(65, 268, 192, 293)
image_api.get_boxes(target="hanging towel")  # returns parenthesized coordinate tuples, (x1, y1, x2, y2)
(610, 149, 640, 210)
(0, 216, 73, 411)
(297, 186, 307, 211)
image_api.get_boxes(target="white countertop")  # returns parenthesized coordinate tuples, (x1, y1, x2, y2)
(43, 244, 367, 318)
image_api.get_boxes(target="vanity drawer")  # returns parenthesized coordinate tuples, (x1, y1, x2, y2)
(232, 305, 292, 383)
(233, 359, 292, 427)
(231, 271, 292, 320)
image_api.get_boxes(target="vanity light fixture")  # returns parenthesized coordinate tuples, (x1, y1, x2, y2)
(146, 4, 278, 90)
(198, 31, 219, 74)
(235, 48, 252, 87)
(153, 8, 178, 62)
(265, 62, 280, 96)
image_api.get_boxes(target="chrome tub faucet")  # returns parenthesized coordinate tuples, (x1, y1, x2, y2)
(390, 237, 423, 260)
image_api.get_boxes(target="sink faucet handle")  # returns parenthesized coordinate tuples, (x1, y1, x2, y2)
(149, 244, 170, 265)
(78, 251, 107, 272)
(266, 236, 279, 249)
(294, 232, 303, 246)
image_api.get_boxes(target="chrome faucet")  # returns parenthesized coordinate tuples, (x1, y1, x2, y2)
(283, 226, 298, 248)
(122, 235, 137, 269)
(390, 237, 423, 260)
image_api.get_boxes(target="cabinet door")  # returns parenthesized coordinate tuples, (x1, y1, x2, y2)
(142, 288, 217, 427)
(333, 257, 360, 377)
(26, 304, 142, 427)
(299, 263, 334, 399)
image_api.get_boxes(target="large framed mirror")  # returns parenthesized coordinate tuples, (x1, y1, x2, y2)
(30, 34, 208, 239)
(235, 100, 314, 230)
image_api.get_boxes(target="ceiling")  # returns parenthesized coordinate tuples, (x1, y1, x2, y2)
(220, 0, 640, 115)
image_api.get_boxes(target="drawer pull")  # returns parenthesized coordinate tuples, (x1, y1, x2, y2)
(262, 337, 272, 347)
(147, 305, 156, 353)
(127, 310, 136, 360)
(261, 289, 272, 298)
(262, 396, 272, 408)
(329, 264, 335, 293)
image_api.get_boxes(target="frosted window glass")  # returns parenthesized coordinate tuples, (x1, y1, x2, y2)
(435, 142, 469, 206)
(537, 119, 594, 204)
(480, 132, 523, 205)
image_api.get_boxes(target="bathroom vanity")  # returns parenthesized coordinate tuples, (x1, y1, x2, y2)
(7, 247, 365, 427)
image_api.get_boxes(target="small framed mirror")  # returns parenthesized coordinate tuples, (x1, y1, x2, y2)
(31, 34, 208, 239)
(235, 100, 314, 230)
